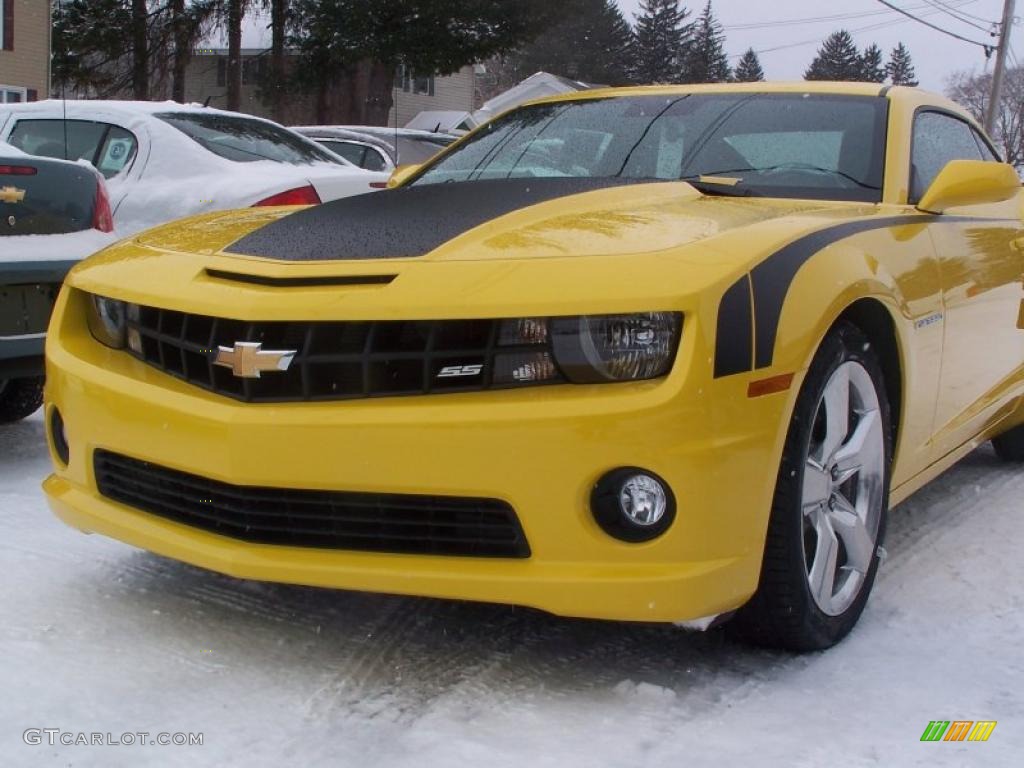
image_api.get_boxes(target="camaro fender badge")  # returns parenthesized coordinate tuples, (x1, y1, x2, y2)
(212, 341, 297, 378)
(914, 312, 944, 330)
(0, 186, 26, 204)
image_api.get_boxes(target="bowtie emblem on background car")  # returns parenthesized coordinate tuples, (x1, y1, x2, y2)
(0, 186, 26, 204)
(212, 342, 297, 378)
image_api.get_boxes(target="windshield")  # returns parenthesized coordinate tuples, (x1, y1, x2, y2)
(157, 113, 342, 165)
(412, 93, 888, 203)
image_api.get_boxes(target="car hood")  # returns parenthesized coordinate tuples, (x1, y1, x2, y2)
(134, 178, 863, 263)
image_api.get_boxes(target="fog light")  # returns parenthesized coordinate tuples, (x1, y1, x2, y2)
(591, 467, 675, 542)
(50, 407, 69, 466)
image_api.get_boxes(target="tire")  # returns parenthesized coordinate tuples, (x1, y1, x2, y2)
(0, 376, 45, 424)
(992, 425, 1024, 462)
(730, 322, 892, 652)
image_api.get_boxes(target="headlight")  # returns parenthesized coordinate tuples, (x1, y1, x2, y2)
(490, 312, 681, 386)
(551, 312, 682, 383)
(86, 294, 127, 349)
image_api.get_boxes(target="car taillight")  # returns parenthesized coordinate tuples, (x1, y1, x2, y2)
(254, 185, 322, 207)
(0, 165, 38, 176)
(92, 179, 115, 233)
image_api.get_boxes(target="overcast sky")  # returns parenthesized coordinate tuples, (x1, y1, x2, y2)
(616, 0, 1022, 91)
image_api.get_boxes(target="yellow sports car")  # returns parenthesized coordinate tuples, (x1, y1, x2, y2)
(42, 83, 1024, 651)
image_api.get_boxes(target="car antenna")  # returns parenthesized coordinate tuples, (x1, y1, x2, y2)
(56, 0, 69, 160)
(394, 59, 401, 166)
(203, 96, 212, 108)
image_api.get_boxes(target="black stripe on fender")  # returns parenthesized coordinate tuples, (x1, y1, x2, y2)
(714, 274, 754, 378)
(748, 215, 1013, 371)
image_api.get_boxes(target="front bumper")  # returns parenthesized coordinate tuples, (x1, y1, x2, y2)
(43, 289, 792, 623)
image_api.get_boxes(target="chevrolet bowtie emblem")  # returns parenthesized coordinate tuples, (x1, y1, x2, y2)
(212, 342, 296, 378)
(0, 186, 26, 204)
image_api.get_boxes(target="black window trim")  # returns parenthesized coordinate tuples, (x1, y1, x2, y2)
(908, 105, 1003, 205)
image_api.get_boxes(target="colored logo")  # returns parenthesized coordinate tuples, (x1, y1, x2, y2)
(212, 342, 296, 379)
(920, 721, 997, 742)
(0, 186, 26, 204)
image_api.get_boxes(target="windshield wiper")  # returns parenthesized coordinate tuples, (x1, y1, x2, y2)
(681, 177, 757, 197)
(691, 165, 880, 190)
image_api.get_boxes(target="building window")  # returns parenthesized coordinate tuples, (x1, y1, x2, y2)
(397, 64, 435, 96)
(1, 85, 26, 103)
(217, 56, 266, 88)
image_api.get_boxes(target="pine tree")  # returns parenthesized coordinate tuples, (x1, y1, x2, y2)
(859, 43, 886, 83)
(804, 30, 862, 81)
(682, 1, 730, 83)
(733, 48, 764, 82)
(516, 0, 635, 85)
(630, 0, 693, 84)
(888, 42, 919, 86)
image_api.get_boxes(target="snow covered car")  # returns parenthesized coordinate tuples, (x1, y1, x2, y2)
(40, 83, 1024, 651)
(0, 102, 387, 236)
(1, 141, 116, 423)
(294, 126, 458, 172)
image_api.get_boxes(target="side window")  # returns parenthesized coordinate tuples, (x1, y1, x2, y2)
(362, 147, 388, 172)
(7, 119, 137, 179)
(323, 140, 367, 167)
(910, 111, 983, 202)
(96, 126, 138, 177)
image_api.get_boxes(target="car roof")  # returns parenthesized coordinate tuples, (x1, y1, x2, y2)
(293, 126, 395, 150)
(2, 100, 295, 129)
(520, 81, 953, 109)
(309, 125, 458, 142)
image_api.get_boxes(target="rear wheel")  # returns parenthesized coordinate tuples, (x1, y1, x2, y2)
(731, 323, 891, 651)
(0, 376, 45, 424)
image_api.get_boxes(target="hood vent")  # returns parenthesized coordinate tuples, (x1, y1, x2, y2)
(205, 269, 396, 288)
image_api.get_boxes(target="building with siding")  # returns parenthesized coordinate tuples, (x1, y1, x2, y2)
(183, 50, 478, 128)
(0, 0, 49, 103)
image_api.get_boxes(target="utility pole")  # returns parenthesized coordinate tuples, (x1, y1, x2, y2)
(985, 0, 1017, 135)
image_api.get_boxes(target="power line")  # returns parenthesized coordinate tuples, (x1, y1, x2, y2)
(732, 3, 967, 58)
(928, 0, 998, 23)
(724, 0, 981, 31)
(873, 0, 996, 50)
(921, 0, 997, 32)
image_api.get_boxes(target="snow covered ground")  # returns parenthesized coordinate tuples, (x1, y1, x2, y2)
(2, 409, 1021, 767)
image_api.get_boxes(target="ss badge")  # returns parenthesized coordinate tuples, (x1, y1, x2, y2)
(437, 364, 483, 379)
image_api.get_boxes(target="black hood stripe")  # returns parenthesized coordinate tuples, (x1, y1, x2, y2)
(715, 214, 1015, 378)
(226, 177, 662, 262)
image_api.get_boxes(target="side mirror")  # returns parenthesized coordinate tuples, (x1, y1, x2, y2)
(387, 164, 422, 189)
(916, 159, 1021, 214)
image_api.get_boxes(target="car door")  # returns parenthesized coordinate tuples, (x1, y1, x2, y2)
(912, 110, 1024, 459)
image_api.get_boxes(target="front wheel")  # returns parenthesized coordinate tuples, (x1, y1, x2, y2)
(731, 322, 892, 651)
(0, 376, 45, 424)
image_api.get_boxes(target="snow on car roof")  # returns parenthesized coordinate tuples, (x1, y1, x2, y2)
(2, 100, 297, 134)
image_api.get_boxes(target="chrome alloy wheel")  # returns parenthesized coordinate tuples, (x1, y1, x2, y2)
(801, 361, 885, 617)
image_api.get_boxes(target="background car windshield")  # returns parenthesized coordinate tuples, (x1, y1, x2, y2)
(413, 93, 888, 202)
(158, 113, 340, 165)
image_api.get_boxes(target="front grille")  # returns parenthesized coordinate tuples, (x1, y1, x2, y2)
(126, 306, 562, 402)
(94, 450, 530, 558)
